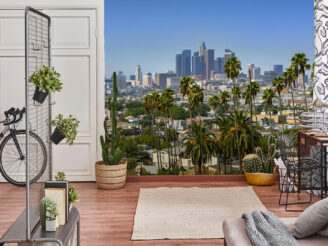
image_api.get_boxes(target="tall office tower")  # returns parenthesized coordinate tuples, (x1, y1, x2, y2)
(264, 70, 277, 83)
(253, 67, 261, 80)
(116, 71, 127, 89)
(199, 41, 206, 56)
(273, 65, 283, 77)
(247, 64, 255, 72)
(182, 50, 191, 76)
(176, 54, 182, 76)
(142, 73, 153, 88)
(214, 57, 225, 74)
(204, 49, 214, 80)
(136, 65, 142, 86)
(224, 49, 235, 65)
(192, 51, 201, 75)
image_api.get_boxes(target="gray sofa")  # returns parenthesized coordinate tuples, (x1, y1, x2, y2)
(223, 217, 328, 246)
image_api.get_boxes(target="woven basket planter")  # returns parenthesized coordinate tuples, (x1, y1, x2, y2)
(244, 166, 278, 186)
(95, 161, 127, 190)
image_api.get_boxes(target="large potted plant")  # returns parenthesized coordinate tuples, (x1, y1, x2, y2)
(29, 65, 62, 104)
(95, 72, 127, 190)
(40, 197, 59, 232)
(243, 136, 277, 186)
(51, 114, 80, 145)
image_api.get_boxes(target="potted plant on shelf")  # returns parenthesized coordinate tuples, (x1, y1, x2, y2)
(95, 72, 127, 190)
(243, 136, 277, 186)
(51, 114, 80, 145)
(54, 171, 79, 209)
(40, 197, 59, 232)
(29, 65, 62, 104)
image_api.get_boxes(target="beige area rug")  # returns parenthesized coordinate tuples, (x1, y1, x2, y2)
(132, 186, 267, 240)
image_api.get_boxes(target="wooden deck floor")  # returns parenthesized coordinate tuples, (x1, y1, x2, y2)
(0, 180, 318, 246)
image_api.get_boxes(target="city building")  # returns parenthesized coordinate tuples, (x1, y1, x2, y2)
(156, 72, 176, 89)
(224, 49, 235, 64)
(253, 67, 261, 80)
(203, 49, 214, 80)
(117, 71, 127, 89)
(247, 64, 255, 72)
(273, 65, 283, 77)
(199, 41, 206, 56)
(263, 70, 276, 83)
(129, 75, 136, 81)
(167, 77, 180, 90)
(214, 57, 225, 74)
(175, 54, 182, 77)
(182, 49, 191, 76)
(192, 51, 201, 75)
(135, 64, 142, 86)
(142, 73, 153, 88)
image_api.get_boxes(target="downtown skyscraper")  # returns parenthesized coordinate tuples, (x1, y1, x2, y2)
(175, 50, 191, 76)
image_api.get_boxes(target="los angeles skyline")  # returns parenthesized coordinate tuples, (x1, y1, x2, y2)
(105, 0, 313, 77)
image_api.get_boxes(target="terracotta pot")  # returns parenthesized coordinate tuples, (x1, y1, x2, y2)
(244, 166, 278, 186)
(95, 161, 127, 190)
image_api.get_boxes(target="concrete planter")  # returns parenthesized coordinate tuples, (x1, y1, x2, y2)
(95, 161, 127, 189)
(45, 220, 56, 232)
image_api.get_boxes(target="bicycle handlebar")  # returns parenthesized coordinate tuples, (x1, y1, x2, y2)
(4, 107, 25, 125)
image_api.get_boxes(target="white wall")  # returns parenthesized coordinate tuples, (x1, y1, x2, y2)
(0, 0, 104, 181)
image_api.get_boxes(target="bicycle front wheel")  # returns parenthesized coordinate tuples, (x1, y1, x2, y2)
(0, 130, 47, 186)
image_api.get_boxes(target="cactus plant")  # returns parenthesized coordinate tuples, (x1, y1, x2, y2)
(100, 72, 127, 165)
(243, 154, 262, 173)
(40, 197, 58, 229)
(256, 135, 276, 173)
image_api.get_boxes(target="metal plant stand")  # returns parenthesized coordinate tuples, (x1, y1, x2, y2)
(0, 6, 80, 246)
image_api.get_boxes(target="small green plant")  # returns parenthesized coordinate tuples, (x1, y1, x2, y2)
(55, 171, 66, 181)
(256, 135, 276, 173)
(51, 114, 80, 145)
(68, 186, 79, 207)
(100, 72, 127, 165)
(243, 154, 262, 173)
(29, 65, 62, 93)
(40, 197, 58, 229)
(54, 171, 79, 207)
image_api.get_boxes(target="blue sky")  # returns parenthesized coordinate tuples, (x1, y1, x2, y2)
(105, 0, 314, 77)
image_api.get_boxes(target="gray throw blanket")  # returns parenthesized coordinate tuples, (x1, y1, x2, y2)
(242, 211, 298, 246)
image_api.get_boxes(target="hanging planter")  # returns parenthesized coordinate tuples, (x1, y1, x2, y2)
(50, 127, 65, 145)
(33, 86, 49, 104)
(29, 65, 62, 104)
(50, 114, 80, 145)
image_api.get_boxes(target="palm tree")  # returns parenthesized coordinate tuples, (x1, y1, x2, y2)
(160, 89, 177, 170)
(272, 76, 285, 117)
(189, 84, 204, 121)
(262, 88, 276, 131)
(283, 66, 297, 126)
(208, 95, 220, 118)
(180, 76, 195, 121)
(184, 122, 215, 175)
(231, 86, 242, 107)
(291, 53, 311, 110)
(216, 111, 261, 159)
(219, 91, 230, 113)
(224, 56, 242, 169)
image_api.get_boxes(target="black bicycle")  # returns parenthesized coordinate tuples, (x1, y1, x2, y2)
(0, 107, 47, 186)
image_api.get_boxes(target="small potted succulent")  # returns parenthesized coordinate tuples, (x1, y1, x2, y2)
(96, 72, 127, 190)
(29, 65, 62, 104)
(40, 197, 59, 232)
(243, 136, 277, 186)
(51, 114, 79, 145)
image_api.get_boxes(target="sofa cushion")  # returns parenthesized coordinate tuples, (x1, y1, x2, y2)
(318, 224, 328, 237)
(223, 218, 328, 246)
(291, 198, 328, 239)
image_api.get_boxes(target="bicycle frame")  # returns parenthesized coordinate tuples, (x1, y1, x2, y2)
(0, 123, 25, 160)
